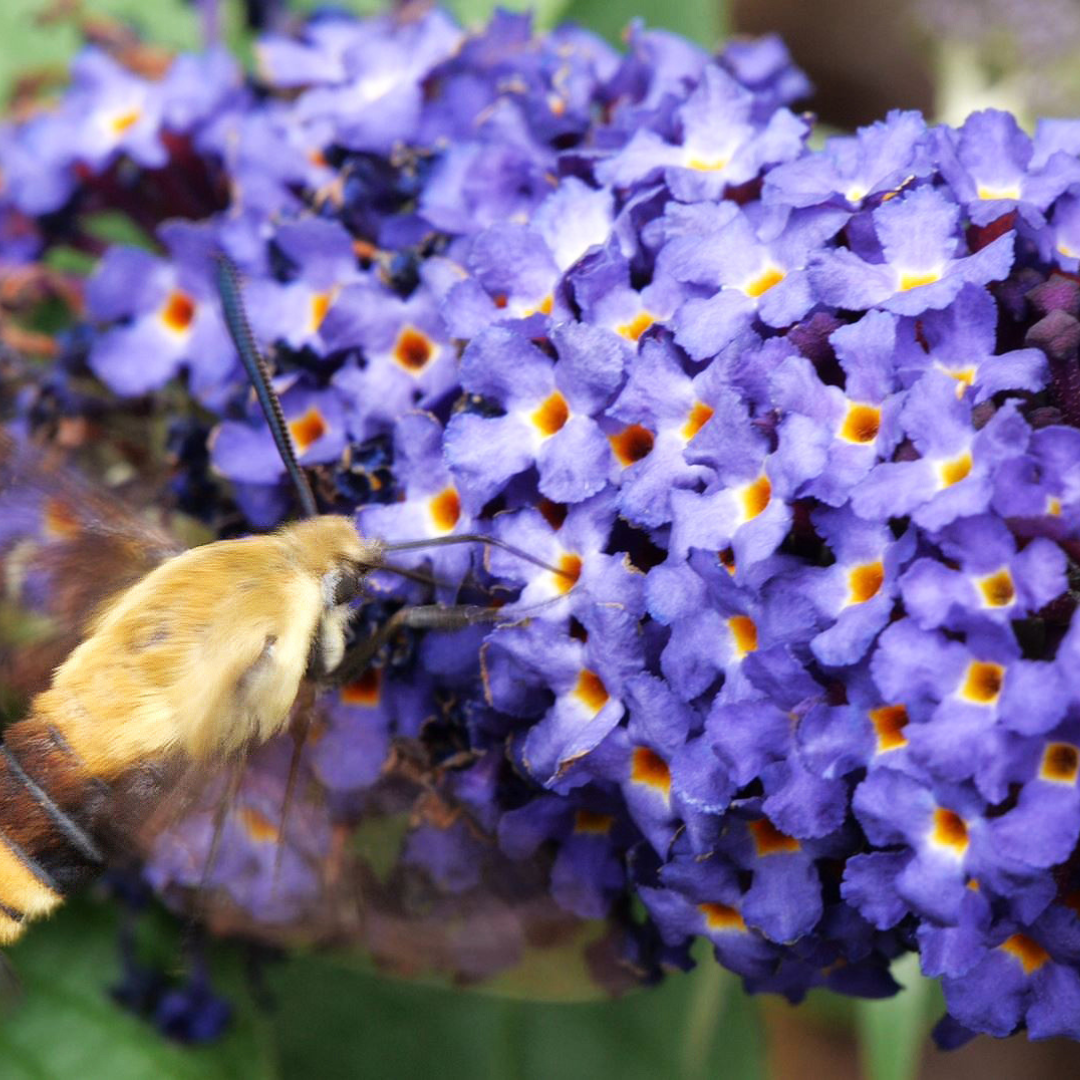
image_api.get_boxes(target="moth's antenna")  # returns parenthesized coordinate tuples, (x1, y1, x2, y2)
(214, 254, 319, 520)
(383, 533, 577, 580)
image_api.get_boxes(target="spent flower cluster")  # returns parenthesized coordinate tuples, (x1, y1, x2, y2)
(6, 7, 1080, 1044)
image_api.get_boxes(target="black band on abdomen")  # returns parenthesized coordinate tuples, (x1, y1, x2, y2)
(0, 744, 104, 865)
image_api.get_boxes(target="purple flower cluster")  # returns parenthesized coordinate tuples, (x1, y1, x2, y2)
(8, 7, 1080, 1043)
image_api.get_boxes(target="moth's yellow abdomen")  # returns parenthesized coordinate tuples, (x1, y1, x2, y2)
(0, 832, 62, 944)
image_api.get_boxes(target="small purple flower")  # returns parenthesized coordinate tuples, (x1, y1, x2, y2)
(66, 47, 170, 172)
(86, 227, 235, 399)
(667, 388, 810, 576)
(809, 185, 1016, 316)
(640, 858, 782, 979)
(899, 513, 1066, 632)
(444, 324, 627, 510)
(238, 218, 366, 351)
(851, 767, 1048, 926)
(327, 279, 458, 443)
(992, 424, 1080, 536)
(935, 110, 1080, 228)
(720, 34, 811, 119)
(212, 378, 347, 484)
(987, 724, 1080, 870)
(786, 505, 916, 668)
(896, 285, 1048, 404)
(771, 310, 908, 507)
(357, 412, 475, 595)
(763, 109, 932, 210)
(662, 204, 848, 360)
(603, 334, 721, 527)
(596, 65, 808, 202)
(146, 744, 331, 924)
(939, 909, 1080, 1039)
(269, 10, 463, 154)
(486, 616, 642, 789)
(488, 487, 644, 621)
(851, 373, 1031, 531)
(1045, 192, 1080, 272)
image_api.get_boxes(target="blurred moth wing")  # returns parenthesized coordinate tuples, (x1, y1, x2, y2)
(0, 431, 185, 698)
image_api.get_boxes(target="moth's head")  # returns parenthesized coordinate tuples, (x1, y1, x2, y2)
(278, 515, 386, 606)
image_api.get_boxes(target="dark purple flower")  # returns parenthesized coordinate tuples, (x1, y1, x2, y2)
(939, 909, 1080, 1039)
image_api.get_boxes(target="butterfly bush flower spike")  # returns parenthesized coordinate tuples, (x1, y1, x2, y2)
(9, 5, 1080, 1043)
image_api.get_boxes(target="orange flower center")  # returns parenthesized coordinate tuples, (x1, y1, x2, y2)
(631, 747, 671, 796)
(840, 403, 881, 444)
(750, 818, 800, 856)
(428, 486, 461, 533)
(532, 391, 569, 436)
(161, 290, 196, 333)
(610, 424, 655, 466)
(1001, 934, 1050, 974)
(744, 266, 784, 298)
(239, 807, 279, 843)
(573, 669, 609, 715)
(699, 903, 745, 931)
(870, 704, 908, 752)
(979, 569, 1015, 608)
(741, 474, 771, 521)
(931, 808, 969, 854)
(848, 561, 885, 604)
(289, 407, 327, 454)
(960, 661, 1004, 705)
(681, 401, 714, 441)
(341, 668, 381, 706)
(574, 810, 614, 835)
(1040, 743, 1080, 784)
(553, 553, 582, 594)
(394, 327, 434, 372)
(728, 615, 758, 657)
(617, 312, 654, 341)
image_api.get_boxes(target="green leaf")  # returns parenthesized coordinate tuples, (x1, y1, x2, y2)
(268, 950, 765, 1080)
(557, 0, 727, 49)
(0, 897, 276, 1080)
(445, 0, 576, 31)
(0, 0, 269, 103)
(0, 0, 195, 103)
(855, 952, 936, 1080)
(80, 211, 157, 252)
(42, 247, 99, 275)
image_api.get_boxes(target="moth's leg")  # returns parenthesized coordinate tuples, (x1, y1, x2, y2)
(272, 709, 312, 891)
(331, 604, 497, 687)
(395, 604, 499, 632)
(197, 759, 245, 909)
